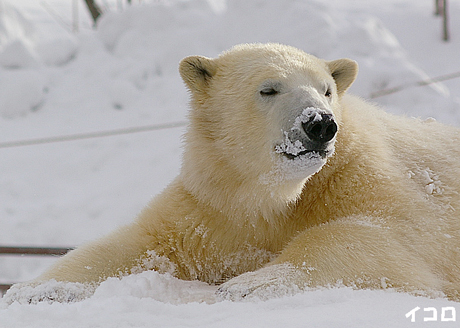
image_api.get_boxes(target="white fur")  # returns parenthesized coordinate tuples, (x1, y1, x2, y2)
(5, 43, 460, 304)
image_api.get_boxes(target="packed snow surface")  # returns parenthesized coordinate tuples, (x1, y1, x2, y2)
(1, 0, 460, 326)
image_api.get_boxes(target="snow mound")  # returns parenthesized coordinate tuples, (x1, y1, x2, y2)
(1, 0, 460, 327)
(1, 0, 458, 120)
(93, 271, 217, 304)
(1, 271, 458, 328)
(0, 69, 45, 118)
(0, 3, 35, 51)
(93, 0, 459, 122)
(0, 40, 38, 69)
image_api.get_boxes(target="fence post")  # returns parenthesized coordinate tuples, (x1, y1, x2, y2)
(442, 0, 450, 41)
(435, 0, 450, 41)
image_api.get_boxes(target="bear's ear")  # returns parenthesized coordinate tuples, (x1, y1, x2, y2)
(179, 56, 217, 95)
(327, 58, 358, 95)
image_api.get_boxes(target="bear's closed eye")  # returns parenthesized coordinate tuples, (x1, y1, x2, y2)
(260, 88, 278, 96)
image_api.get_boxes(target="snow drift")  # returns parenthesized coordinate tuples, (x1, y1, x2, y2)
(1, 0, 460, 327)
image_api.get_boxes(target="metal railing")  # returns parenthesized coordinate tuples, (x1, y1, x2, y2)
(0, 246, 73, 296)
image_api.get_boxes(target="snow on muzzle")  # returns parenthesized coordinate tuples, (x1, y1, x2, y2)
(275, 107, 337, 159)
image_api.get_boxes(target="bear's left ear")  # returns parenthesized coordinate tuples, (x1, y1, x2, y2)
(327, 58, 358, 95)
(179, 56, 217, 95)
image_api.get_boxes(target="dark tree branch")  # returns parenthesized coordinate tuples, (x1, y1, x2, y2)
(84, 0, 103, 25)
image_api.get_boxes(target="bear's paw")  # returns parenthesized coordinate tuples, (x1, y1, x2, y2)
(216, 263, 308, 301)
(2, 280, 95, 305)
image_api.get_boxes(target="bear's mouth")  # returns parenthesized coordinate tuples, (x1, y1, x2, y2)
(274, 134, 333, 160)
(282, 149, 330, 160)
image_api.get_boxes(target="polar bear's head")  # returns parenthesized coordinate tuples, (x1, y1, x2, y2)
(179, 43, 357, 216)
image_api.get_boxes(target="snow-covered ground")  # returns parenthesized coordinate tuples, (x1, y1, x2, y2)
(1, 0, 460, 326)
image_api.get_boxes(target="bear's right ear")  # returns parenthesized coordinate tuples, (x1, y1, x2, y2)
(179, 56, 217, 95)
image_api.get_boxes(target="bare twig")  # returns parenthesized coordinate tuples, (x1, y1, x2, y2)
(84, 0, 103, 24)
(371, 70, 460, 98)
(40, 1, 72, 33)
(72, 0, 79, 33)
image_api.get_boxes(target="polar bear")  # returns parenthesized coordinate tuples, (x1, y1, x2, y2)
(5, 43, 460, 303)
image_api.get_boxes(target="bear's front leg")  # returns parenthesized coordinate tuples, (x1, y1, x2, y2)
(217, 218, 440, 301)
(3, 222, 153, 304)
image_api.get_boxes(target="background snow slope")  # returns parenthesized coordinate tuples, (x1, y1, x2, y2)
(1, 0, 460, 326)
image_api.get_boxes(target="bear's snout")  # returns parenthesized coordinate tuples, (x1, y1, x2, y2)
(302, 113, 337, 143)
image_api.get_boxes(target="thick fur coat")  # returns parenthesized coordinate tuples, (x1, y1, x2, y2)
(5, 43, 460, 303)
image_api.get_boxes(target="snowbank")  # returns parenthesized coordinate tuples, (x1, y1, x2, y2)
(1, 0, 460, 327)
(95, 0, 460, 120)
(2, 270, 459, 328)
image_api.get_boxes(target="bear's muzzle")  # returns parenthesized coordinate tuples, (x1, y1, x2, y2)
(275, 107, 337, 160)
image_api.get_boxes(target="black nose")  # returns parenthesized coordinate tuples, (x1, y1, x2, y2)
(302, 114, 337, 143)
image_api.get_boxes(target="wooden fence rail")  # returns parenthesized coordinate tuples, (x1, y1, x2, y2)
(0, 246, 73, 296)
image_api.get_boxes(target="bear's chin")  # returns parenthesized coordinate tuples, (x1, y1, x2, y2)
(259, 149, 332, 187)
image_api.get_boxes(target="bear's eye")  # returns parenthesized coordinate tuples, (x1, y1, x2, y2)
(325, 87, 332, 98)
(260, 88, 279, 96)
